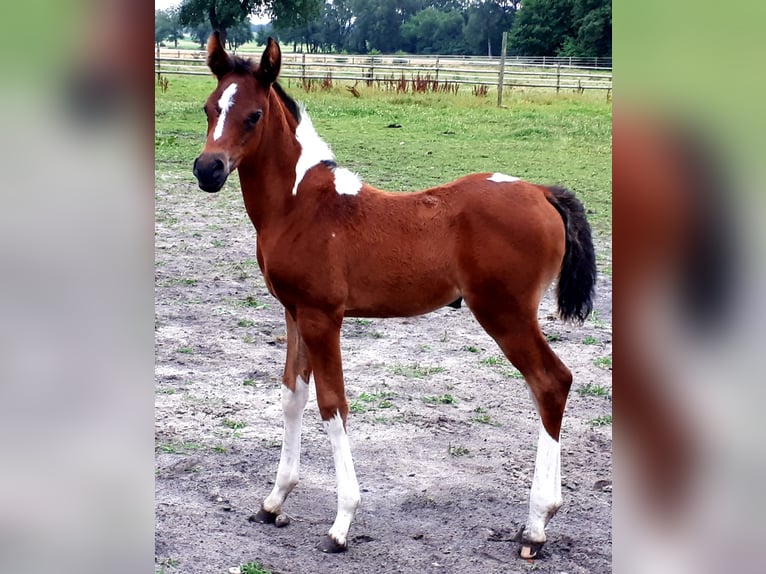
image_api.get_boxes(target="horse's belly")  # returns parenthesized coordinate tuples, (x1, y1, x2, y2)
(344, 273, 460, 318)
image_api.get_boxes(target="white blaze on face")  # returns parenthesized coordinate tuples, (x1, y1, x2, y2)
(213, 82, 238, 141)
(487, 172, 520, 183)
(324, 411, 361, 547)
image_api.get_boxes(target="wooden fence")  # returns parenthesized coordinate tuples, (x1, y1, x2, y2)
(155, 49, 612, 94)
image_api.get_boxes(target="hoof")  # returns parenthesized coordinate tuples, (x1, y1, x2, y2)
(515, 526, 545, 559)
(249, 507, 278, 525)
(520, 543, 544, 559)
(318, 534, 348, 554)
(275, 513, 291, 528)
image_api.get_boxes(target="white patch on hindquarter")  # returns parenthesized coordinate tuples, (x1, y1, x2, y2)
(324, 411, 360, 546)
(487, 172, 520, 183)
(334, 167, 362, 196)
(525, 424, 563, 543)
(213, 82, 238, 141)
(292, 111, 334, 195)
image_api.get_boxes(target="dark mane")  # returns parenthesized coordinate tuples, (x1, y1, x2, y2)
(230, 55, 300, 124)
(272, 82, 301, 124)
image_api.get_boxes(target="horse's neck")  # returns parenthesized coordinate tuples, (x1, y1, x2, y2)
(238, 99, 300, 232)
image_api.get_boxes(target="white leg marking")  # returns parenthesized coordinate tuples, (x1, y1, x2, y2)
(334, 167, 362, 196)
(262, 377, 309, 514)
(213, 82, 238, 141)
(324, 411, 361, 547)
(525, 423, 563, 544)
(292, 110, 335, 195)
(487, 172, 520, 183)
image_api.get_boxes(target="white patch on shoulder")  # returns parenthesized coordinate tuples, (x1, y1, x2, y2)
(213, 82, 238, 141)
(292, 109, 335, 195)
(488, 172, 520, 183)
(334, 168, 362, 196)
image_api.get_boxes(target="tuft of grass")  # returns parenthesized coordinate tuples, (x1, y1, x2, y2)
(582, 335, 600, 345)
(594, 356, 612, 370)
(577, 383, 611, 397)
(545, 333, 562, 342)
(176, 346, 194, 354)
(222, 418, 247, 430)
(590, 414, 613, 427)
(462, 345, 480, 353)
(240, 563, 273, 574)
(157, 442, 204, 454)
(242, 379, 257, 387)
(237, 319, 256, 327)
(240, 296, 268, 309)
(351, 388, 397, 413)
(423, 393, 457, 405)
(448, 444, 470, 457)
(391, 363, 445, 378)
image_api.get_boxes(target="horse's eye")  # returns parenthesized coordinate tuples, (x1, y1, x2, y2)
(246, 111, 263, 128)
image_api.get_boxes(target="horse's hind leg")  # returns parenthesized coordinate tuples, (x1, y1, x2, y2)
(470, 301, 572, 559)
(254, 308, 312, 523)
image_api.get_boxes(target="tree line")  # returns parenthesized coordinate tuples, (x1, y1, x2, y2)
(155, 0, 610, 58)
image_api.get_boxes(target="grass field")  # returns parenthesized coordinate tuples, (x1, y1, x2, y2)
(155, 75, 611, 230)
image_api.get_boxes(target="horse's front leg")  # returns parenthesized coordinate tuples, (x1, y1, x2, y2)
(254, 309, 311, 523)
(297, 306, 360, 553)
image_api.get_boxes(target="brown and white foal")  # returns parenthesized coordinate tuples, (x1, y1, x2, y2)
(192, 34, 597, 559)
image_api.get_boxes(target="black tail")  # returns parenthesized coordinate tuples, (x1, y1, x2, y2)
(545, 186, 597, 323)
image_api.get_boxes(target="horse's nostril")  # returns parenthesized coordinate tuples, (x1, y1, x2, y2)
(213, 159, 225, 173)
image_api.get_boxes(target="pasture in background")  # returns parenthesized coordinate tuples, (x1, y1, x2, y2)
(155, 75, 612, 232)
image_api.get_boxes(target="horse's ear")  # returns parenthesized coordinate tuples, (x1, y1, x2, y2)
(257, 37, 281, 85)
(207, 30, 232, 79)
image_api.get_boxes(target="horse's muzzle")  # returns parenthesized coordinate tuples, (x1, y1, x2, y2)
(193, 153, 229, 193)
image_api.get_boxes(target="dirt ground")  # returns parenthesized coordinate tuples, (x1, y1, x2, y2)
(155, 173, 612, 573)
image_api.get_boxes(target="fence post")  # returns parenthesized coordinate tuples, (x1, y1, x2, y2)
(301, 52, 306, 83)
(497, 31, 508, 107)
(435, 56, 440, 83)
(156, 43, 161, 82)
(556, 63, 561, 94)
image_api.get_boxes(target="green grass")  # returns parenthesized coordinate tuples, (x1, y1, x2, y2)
(576, 383, 611, 397)
(448, 444, 470, 456)
(240, 563, 273, 574)
(156, 76, 611, 231)
(423, 393, 457, 405)
(582, 335, 600, 345)
(222, 418, 247, 430)
(391, 363, 445, 378)
(350, 388, 397, 413)
(590, 414, 613, 427)
(594, 356, 612, 370)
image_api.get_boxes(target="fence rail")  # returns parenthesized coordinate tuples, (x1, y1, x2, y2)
(155, 50, 612, 94)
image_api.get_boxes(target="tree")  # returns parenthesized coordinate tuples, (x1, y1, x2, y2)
(463, 1, 518, 56)
(508, 0, 610, 57)
(401, 8, 467, 54)
(179, 0, 322, 45)
(179, 0, 256, 45)
(155, 8, 183, 50)
(346, 0, 425, 53)
(227, 19, 254, 51)
(565, 0, 611, 57)
(508, 0, 575, 56)
(189, 21, 214, 48)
